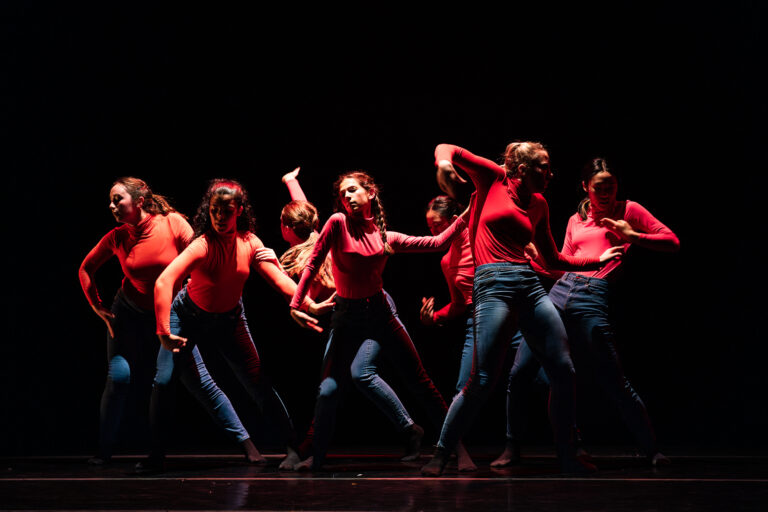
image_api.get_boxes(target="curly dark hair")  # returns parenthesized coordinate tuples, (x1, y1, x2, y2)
(193, 178, 257, 237)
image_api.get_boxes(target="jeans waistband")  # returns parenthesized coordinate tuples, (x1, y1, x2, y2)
(560, 272, 610, 292)
(334, 291, 387, 310)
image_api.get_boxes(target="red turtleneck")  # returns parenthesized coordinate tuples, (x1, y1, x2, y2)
(79, 212, 194, 311)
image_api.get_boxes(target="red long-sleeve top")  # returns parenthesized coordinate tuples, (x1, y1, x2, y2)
(432, 226, 474, 324)
(290, 212, 466, 308)
(79, 212, 194, 311)
(435, 144, 599, 270)
(562, 200, 680, 281)
(154, 230, 287, 335)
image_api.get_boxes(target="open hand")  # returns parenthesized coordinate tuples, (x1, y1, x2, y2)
(282, 166, 301, 183)
(92, 304, 116, 338)
(308, 293, 336, 316)
(290, 308, 323, 333)
(158, 333, 188, 353)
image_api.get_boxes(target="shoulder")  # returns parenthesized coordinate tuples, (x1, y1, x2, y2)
(530, 193, 550, 211)
(241, 231, 264, 249)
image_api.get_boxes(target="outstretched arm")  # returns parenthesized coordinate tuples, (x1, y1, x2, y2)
(388, 217, 467, 253)
(534, 200, 622, 271)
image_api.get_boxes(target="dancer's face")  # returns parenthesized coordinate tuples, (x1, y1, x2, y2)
(426, 210, 452, 236)
(520, 150, 553, 193)
(109, 184, 142, 225)
(339, 178, 373, 217)
(584, 171, 617, 215)
(209, 195, 242, 234)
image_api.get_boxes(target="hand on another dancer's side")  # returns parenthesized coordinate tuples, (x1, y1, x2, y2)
(92, 304, 116, 338)
(290, 308, 323, 333)
(158, 333, 188, 353)
(420, 297, 436, 326)
(308, 293, 336, 317)
(282, 166, 301, 183)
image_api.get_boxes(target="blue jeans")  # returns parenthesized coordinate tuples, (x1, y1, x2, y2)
(311, 291, 447, 467)
(150, 287, 294, 455)
(548, 272, 657, 455)
(438, 263, 576, 456)
(97, 289, 159, 458)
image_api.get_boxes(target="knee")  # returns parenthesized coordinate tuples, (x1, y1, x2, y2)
(350, 363, 375, 387)
(464, 369, 494, 398)
(317, 377, 339, 401)
(107, 356, 131, 385)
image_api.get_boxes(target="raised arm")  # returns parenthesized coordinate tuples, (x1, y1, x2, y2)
(78, 234, 117, 337)
(282, 166, 308, 202)
(435, 144, 504, 191)
(388, 217, 467, 253)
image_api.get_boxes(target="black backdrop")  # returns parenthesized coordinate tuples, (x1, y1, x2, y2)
(3, 3, 766, 456)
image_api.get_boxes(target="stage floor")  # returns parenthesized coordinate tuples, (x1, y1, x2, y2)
(2, 447, 766, 511)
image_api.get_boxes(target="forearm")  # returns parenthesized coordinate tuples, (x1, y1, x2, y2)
(284, 178, 307, 202)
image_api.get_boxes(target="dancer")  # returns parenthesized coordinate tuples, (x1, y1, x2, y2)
(421, 143, 622, 476)
(494, 158, 678, 467)
(288, 171, 467, 470)
(79, 177, 258, 465)
(281, 168, 474, 469)
(150, 179, 331, 471)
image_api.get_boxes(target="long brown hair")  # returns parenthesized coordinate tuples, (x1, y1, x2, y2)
(333, 171, 394, 256)
(280, 200, 319, 241)
(113, 177, 178, 216)
(279, 231, 336, 290)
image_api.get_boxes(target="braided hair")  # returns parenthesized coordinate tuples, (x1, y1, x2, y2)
(333, 171, 394, 256)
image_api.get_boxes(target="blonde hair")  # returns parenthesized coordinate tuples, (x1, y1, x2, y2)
(503, 141, 546, 178)
(279, 231, 335, 290)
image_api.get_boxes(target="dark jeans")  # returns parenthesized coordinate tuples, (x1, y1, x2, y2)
(97, 288, 158, 458)
(438, 263, 576, 457)
(549, 272, 657, 455)
(311, 291, 447, 467)
(151, 287, 295, 455)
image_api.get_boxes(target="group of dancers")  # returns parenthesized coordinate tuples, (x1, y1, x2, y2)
(79, 141, 679, 475)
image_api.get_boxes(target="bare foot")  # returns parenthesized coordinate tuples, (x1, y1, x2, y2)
(241, 438, 268, 464)
(401, 423, 424, 462)
(420, 448, 448, 476)
(294, 456, 314, 472)
(455, 442, 477, 472)
(279, 447, 301, 471)
(650, 452, 671, 467)
(490, 441, 520, 468)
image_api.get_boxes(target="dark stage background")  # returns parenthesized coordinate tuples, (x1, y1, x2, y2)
(3, 4, 766, 457)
